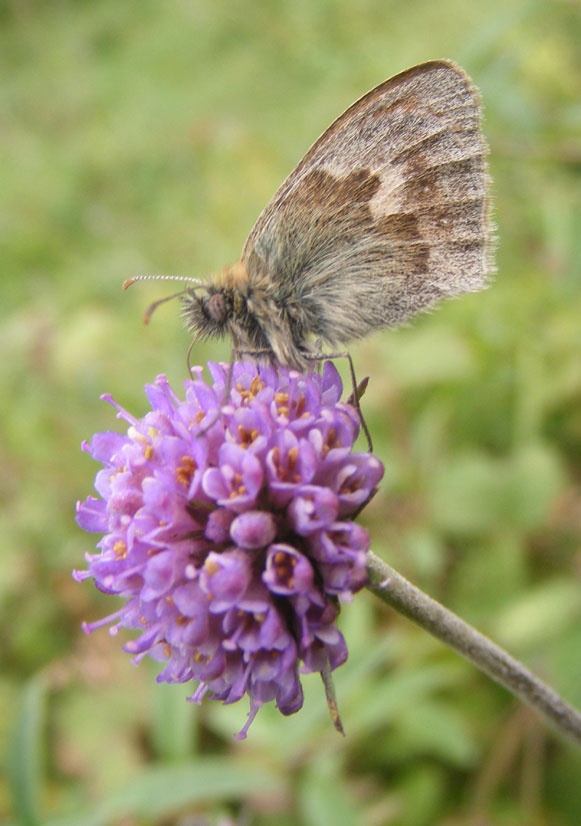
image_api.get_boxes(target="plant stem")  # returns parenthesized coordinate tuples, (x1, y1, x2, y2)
(366, 551, 581, 748)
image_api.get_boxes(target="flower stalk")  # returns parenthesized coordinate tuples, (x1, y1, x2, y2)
(366, 551, 581, 747)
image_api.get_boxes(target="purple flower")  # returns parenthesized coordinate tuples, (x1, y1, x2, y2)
(75, 361, 383, 738)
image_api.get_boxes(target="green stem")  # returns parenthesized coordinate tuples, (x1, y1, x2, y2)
(366, 551, 581, 748)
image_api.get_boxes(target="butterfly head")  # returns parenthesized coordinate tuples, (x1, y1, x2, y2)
(181, 286, 232, 342)
(180, 263, 277, 361)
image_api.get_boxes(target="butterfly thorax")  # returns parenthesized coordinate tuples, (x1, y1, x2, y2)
(182, 261, 310, 369)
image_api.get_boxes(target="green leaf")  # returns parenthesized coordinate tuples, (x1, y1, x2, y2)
(298, 763, 361, 826)
(43, 759, 284, 826)
(394, 700, 478, 765)
(492, 578, 581, 651)
(6, 675, 47, 826)
(150, 681, 198, 761)
(348, 662, 464, 737)
(428, 445, 564, 535)
(397, 764, 447, 826)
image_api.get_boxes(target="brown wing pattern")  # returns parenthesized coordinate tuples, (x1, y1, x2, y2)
(241, 61, 492, 348)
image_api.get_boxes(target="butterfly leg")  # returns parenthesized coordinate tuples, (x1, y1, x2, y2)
(303, 351, 373, 452)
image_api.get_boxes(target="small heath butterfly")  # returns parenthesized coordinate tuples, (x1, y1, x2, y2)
(128, 60, 493, 371)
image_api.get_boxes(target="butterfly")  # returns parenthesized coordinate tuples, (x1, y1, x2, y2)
(129, 60, 493, 373)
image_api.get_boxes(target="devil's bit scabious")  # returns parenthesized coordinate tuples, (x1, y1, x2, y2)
(75, 361, 383, 738)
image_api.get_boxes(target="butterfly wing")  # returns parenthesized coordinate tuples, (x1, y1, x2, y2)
(241, 60, 493, 350)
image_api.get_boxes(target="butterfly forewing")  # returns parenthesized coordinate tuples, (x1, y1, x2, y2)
(241, 60, 492, 349)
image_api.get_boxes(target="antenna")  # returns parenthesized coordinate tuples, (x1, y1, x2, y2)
(123, 275, 207, 324)
(123, 274, 206, 289)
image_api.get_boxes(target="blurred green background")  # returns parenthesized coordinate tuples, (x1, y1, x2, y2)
(2, 0, 581, 824)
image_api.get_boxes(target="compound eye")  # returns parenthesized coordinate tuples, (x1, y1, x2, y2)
(206, 292, 228, 324)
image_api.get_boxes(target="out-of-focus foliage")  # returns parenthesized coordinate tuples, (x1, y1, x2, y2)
(1, 1, 580, 824)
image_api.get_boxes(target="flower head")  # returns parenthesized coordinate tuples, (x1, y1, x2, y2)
(75, 362, 383, 738)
